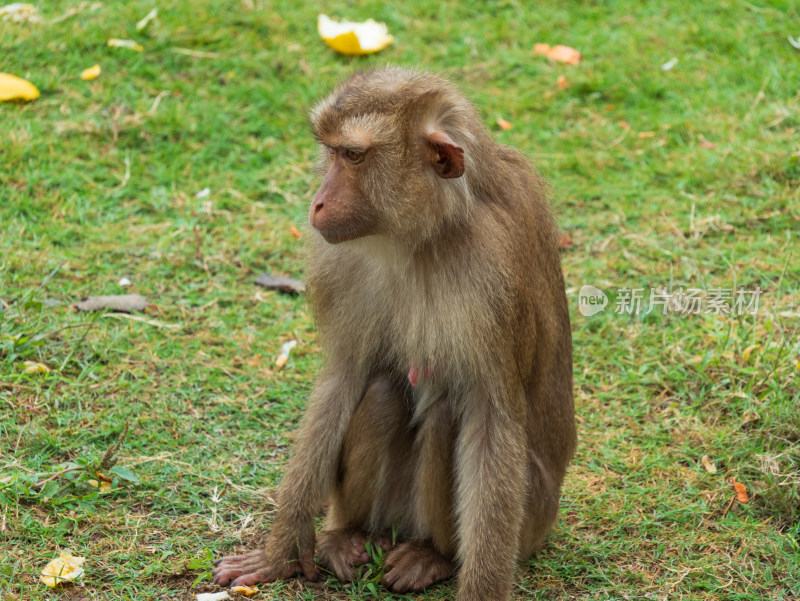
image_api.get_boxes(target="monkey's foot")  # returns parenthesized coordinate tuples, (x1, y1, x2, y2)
(318, 528, 393, 581)
(381, 541, 454, 593)
(211, 548, 318, 587)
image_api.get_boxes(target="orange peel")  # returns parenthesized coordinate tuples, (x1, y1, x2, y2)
(318, 14, 393, 56)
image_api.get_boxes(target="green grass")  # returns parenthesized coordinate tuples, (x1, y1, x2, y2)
(2, 0, 799, 599)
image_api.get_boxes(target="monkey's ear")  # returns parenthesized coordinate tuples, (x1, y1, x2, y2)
(427, 131, 465, 179)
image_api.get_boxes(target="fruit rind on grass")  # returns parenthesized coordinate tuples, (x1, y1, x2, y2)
(318, 14, 393, 56)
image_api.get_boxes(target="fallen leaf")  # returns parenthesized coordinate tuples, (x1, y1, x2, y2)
(81, 64, 101, 81)
(318, 14, 393, 56)
(73, 294, 147, 313)
(276, 340, 297, 369)
(497, 118, 512, 130)
(558, 232, 573, 249)
(231, 585, 259, 596)
(40, 551, 85, 588)
(535, 43, 581, 65)
(254, 273, 306, 294)
(0, 3, 43, 23)
(23, 361, 49, 375)
(618, 121, 630, 130)
(731, 478, 750, 503)
(290, 225, 301, 239)
(701, 455, 717, 474)
(557, 75, 568, 89)
(107, 38, 143, 52)
(741, 344, 759, 363)
(638, 131, 656, 138)
(0, 72, 40, 101)
(698, 134, 717, 149)
(88, 479, 112, 492)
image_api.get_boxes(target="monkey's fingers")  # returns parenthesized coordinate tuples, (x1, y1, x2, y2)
(372, 534, 395, 554)
(381, 542, 454, 593)
(299, 548, 320, 581)
(212, 551, 294, 586)
(317, 528, 371, 581)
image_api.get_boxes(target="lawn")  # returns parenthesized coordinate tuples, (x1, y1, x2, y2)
(1, 1, 799, 599)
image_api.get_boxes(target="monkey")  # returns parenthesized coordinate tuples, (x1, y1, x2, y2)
(212, 67, 576, 601)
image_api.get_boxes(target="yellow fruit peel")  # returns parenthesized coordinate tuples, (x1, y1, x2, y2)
(40, 551, 85, 588)
(231, 585, 259, 596)
(88, 479, 112, 492)
(23, 360, 49, 374)
(81, 64, 101, 80)
(318, 14, 393, 56)
(0, 72, 40, 101)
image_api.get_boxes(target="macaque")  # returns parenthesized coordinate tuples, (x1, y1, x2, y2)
(213, 67, 576, 601)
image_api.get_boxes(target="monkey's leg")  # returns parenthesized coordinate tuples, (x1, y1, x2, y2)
(454, 390, 529, 601)
(380, 397, 456, 593)
(319, 376, 413, 582)
(212, 367, 368, 587)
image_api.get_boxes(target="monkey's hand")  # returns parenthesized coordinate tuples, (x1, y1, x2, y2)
(211, 525, 319, 587)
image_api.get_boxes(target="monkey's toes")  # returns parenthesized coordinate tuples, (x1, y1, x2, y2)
(318, 528, 377, 581)
(381, 541, 454, 593)
(211, 549, 303, 586)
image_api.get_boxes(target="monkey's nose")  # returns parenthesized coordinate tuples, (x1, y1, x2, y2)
(312, 200, 324, 214)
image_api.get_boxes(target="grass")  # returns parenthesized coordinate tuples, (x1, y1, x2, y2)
(1, 0, 799, 599)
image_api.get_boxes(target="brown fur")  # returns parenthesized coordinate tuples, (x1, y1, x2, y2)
(212, 67, 576, 601)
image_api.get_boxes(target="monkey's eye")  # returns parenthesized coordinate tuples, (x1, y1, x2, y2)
(326, 146, 335, 155)
(343, 148, 364, 164)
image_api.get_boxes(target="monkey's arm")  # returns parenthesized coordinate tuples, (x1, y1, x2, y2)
(454, 387, 528, 601)
(212, 366, 366, 587)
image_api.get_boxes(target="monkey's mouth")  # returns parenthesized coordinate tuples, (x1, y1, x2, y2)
(313, 225, 363, 244)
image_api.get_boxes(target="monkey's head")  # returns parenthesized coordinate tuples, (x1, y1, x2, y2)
(309, 67, 485, 246)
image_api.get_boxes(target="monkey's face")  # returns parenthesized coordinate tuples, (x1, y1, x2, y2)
(309, 144, 378, 244)
(309, 73, 467, 245)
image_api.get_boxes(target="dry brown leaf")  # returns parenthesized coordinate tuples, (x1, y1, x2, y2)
(741, 344, 759, 363)
(558, 232, 573, 249)
(534, 44, 581, 65)
(290, 225, 301, 239)
(698, 134, 717, 149)
(74, 294, 147, 313)
(701, 455, 717, 474)
(254, 273, 306, 294)
(731, 478, 750, 503)
(557, 75, 568, 89)
(497, 118, 512, 130)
